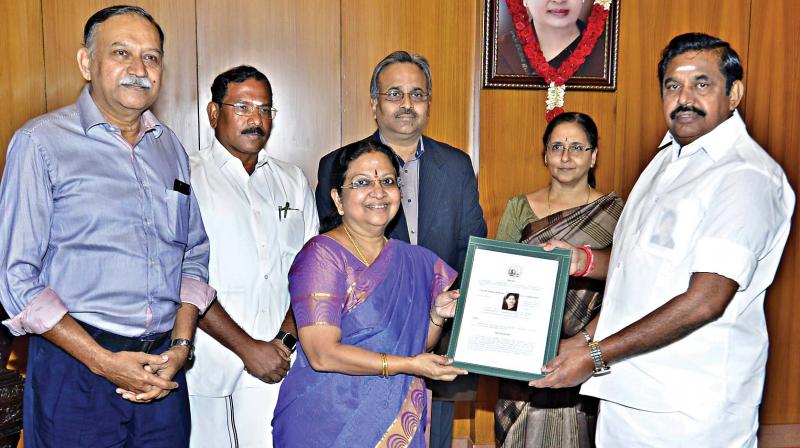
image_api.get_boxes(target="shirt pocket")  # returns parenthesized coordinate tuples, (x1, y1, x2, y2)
(642, 198, 703, 263)
(163, 188, 190, 245)
(278, 208, 306, 258)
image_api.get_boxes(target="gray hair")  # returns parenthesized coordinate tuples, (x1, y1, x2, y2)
(369, 51, 432, 99)
(83, 5, 164, 55)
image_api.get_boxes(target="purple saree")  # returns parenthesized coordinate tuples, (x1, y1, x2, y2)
(272, 235, 456, 447)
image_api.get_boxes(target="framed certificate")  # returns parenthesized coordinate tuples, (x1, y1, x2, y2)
(446, 236, 570, 381)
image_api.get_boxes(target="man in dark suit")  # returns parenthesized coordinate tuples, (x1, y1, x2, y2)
(316, 50, 487, 448)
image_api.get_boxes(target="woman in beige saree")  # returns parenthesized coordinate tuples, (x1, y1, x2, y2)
(494, 112, 623, 448)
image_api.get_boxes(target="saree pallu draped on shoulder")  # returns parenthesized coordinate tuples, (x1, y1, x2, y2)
(495, 193, 623, 448)
(273, 236, 456, 447)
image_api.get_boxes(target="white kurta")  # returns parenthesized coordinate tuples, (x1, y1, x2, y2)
(186, 139, 317, 396)
(581, 112, 794, 425)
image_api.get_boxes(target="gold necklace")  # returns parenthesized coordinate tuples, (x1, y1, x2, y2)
(547, 184, 591, 214)
(343, 224, 383, 266)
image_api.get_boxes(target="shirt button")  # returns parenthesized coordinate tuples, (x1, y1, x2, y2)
(411, 230, 416, 234)
(404, 169, 408, 174)
(149, 259, 156, 265)
(144, 219, 151, 226)
(407, 199, 411, 203)
(264, 274, 269, 280)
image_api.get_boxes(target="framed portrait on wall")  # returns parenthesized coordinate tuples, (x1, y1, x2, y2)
(483, 0, 620, 90)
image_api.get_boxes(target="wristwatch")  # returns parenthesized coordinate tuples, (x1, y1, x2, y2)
(588, 341, 610, 377)
(170, 338, 194, 361)
(276, 331, 297, 353)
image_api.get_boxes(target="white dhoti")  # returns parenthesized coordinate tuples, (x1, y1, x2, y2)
(596, 399, 758, 448)
(189, 384, 281, 448)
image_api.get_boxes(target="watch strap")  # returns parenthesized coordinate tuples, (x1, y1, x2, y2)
(170, 338, 194, 361)
(588, 341, 610, 377)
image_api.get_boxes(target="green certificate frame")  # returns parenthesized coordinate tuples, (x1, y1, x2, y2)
(446, 236, 571, 381)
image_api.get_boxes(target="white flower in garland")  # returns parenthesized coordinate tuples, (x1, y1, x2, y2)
(545, 82, 566, 111)
(594, 0, 612, 10)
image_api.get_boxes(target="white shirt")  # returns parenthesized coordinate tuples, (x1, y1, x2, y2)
(581, 111, 795, 417)
(186, 139, 318, 396)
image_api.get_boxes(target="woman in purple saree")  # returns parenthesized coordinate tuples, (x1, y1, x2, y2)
(273, 140, 466, 447)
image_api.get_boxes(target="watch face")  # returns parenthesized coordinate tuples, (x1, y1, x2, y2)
(278, 332, 297, 350)
(283, 334, 297, 350)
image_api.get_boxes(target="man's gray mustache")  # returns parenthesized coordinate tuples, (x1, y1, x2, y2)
(395, 107, 417, 119)
(119, 75, 152, 89)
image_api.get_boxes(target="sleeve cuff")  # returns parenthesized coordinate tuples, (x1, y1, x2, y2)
(180, 276, 216, 314)
(691, 237, 757, 291)
(2, 288, 68, 336)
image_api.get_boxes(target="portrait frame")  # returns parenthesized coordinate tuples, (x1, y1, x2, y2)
(483, 0, 621, 90)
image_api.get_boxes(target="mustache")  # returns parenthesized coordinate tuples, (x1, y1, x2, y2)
(241, 126, 265, 136)
(119, 75, 152, 89)
(670, 105, 706, 120)
(395, 107, 417, 119)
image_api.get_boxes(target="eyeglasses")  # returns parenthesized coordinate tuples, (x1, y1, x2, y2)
(341, 176, 401, 190)
(547, 142, 595, 153)
(377, 88, 430, 103)
(220, 102, 278, 119)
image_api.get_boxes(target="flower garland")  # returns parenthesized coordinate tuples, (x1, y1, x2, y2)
(506, 0, 611, 121)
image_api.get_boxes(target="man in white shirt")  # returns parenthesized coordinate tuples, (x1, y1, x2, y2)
(531, 33, 795, 446)
(186, 66, 318, 447)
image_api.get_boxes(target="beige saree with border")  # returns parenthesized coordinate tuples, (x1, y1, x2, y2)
(494, 193, 624, 448)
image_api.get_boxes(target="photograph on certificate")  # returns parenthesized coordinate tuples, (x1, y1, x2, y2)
(447, 237, 570, 381)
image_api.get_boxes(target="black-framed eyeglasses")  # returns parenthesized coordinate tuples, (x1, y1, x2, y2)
(220, 101, 277, 119)
(377, 88, 430, 103)
(341, 176, 401, 190)
(547, 142, 595, 153)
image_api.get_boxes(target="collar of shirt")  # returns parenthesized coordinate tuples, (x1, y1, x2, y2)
(209, 137, 269, 171)
(77, 85, 163, 139)
(659, 110, 745, 162)
(378, 133, 425, 167)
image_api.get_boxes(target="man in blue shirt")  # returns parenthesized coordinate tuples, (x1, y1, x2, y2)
(0, 6, 214, 447)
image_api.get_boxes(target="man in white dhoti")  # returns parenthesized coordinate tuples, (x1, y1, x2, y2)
(186, 65, 318, 447)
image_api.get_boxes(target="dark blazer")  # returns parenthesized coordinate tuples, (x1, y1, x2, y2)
(316, 132, 488, 400)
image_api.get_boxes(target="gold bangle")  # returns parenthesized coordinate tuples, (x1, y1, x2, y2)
(380, 352, 388, 378)
(429, 310, 445, 328)
(580, 329, 592, 345)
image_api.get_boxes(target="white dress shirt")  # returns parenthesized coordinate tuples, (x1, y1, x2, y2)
(186, 139, 318, 396)
(581, 111, 795, 418)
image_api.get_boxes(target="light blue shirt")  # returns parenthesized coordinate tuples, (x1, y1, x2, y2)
(0, 86, 213, 337)
(379, 133, 425, 245)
